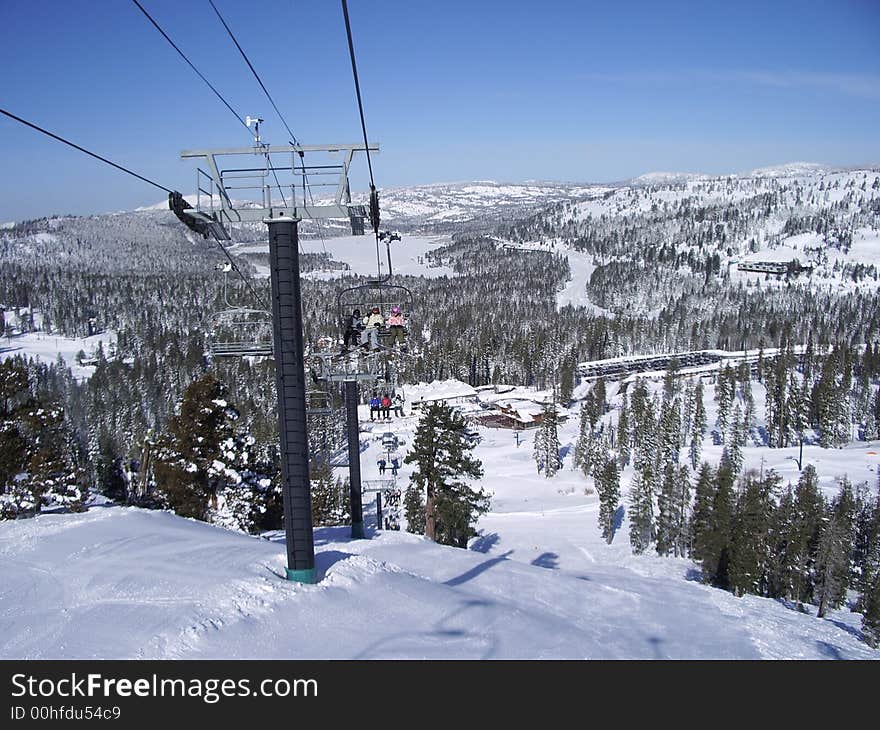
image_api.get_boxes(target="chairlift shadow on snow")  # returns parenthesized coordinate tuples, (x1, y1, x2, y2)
(685, 567, 703, 583)
(814, 641, 845, 660)
(818, 616, 865, 643)
(444, 550, 513, 587)
(468, 532, 500, 553)
(353, 597, 498, 660)
(531, 551, 559, 569)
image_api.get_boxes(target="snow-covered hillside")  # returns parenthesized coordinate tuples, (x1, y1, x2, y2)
(2, 371, 879, 660)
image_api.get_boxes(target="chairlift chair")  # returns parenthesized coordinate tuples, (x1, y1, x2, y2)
(306, 388, 333, 417)
(208, 307, 274, 358)
(207, 264, 273, 358)
(337, 282, 414, 352)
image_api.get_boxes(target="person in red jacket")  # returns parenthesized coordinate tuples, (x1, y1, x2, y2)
(380, 393, 392, 420)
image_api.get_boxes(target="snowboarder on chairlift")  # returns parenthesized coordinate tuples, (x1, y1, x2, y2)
(360, 306, 384, 350)
(343, 308, 363, 350)
(387, 305, 406, 349)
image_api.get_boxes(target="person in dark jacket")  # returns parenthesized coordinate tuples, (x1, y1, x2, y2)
(377, 458, 386, 475)
(343, 308, 363, 350)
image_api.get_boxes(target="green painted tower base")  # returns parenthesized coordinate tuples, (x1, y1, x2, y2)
(351, 521, 365, 539)
(286, 567, 317, 584)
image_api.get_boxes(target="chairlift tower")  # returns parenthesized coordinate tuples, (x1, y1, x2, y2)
(173, 140, 378, 584)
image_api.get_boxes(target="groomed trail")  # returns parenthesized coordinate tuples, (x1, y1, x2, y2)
(1, 502, 875, 659)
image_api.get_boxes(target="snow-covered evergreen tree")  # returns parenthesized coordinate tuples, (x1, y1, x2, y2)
(689, 379, 707, 469)
(699, 460, 735, 589)
(690, 462, 716, 562)
(404, 402, 489, 547)
(815, 478, 857, 617)
(153, 374, 240, 522)
(534, 401, 562, 478)
(617, 391, 631, 467)
(729, 470, 778, 597)
(595, 451, 620, 544)
(628, 455, 656, 555)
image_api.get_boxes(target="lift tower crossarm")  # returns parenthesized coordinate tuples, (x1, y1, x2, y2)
(179, 143, 379, 224)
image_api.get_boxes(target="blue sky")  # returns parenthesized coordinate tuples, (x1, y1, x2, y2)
(1, 0, 878, 219)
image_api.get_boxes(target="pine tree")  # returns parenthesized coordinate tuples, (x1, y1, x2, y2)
(700, 461, 735, 589)
(573, 402, 592, 472)
(310, 460, 346, 527)
(768, 483, 798, 600)
(715, 366, 734, 444)
(855, 491, 880, 610)
(727, 404, 745, 476)
(534, 401, 562, 478)
(689, 379, 707, 469)
(153, 374, 239, 521)
(617, 391, 631, 467)
(629, 379, 650, 455)
(404, 481, 426, 535)
(629, 457, 656, 555)
(672, 464, 691, 558)
(404, 402, 489, 547)
(659, 395, 682, 467)
(595, 452, 620, 544)
(815, 478, 857, 617)
(862, 573, 880, 648)
(656, 463, 678, 556)
(681, 380, 695, 451)
(788, 464, 826, 606)
(1, 358, 89, 518)
(729, 470, 778, 597)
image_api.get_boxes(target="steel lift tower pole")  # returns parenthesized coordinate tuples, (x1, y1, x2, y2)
(344, 379, 365, 539)
(172, 141, 378, 583)
(267, 214, 315, 582)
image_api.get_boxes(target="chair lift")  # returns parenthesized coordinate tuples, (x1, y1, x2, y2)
(337, 230, 413, 353)
(306, 388, 333, 417)
(207, 264, 274, 358)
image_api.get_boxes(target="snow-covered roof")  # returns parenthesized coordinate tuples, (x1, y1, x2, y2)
(406, 379, 478, 404)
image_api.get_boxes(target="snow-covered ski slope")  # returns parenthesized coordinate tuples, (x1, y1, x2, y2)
(2, 398, 877, 660)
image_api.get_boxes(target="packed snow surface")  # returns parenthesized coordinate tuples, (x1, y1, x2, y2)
(2, 400, 877, 659)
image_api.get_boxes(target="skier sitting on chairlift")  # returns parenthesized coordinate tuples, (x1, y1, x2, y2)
(343, 308, 363, 350)
(360, 306, 385, 350)
(387, 305, 406, 349)
(369, 395, 381, 421)
(392, 393, 405, 417)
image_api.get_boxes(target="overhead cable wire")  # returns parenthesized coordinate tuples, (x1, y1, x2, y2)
(208, 0, 300, 146)
(0, 107, 267, 308)
(340, 0, 376, 188)
(340, 0, 385, 277)
(0, 107, 172, 193)
(130, 0, 253, 138)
